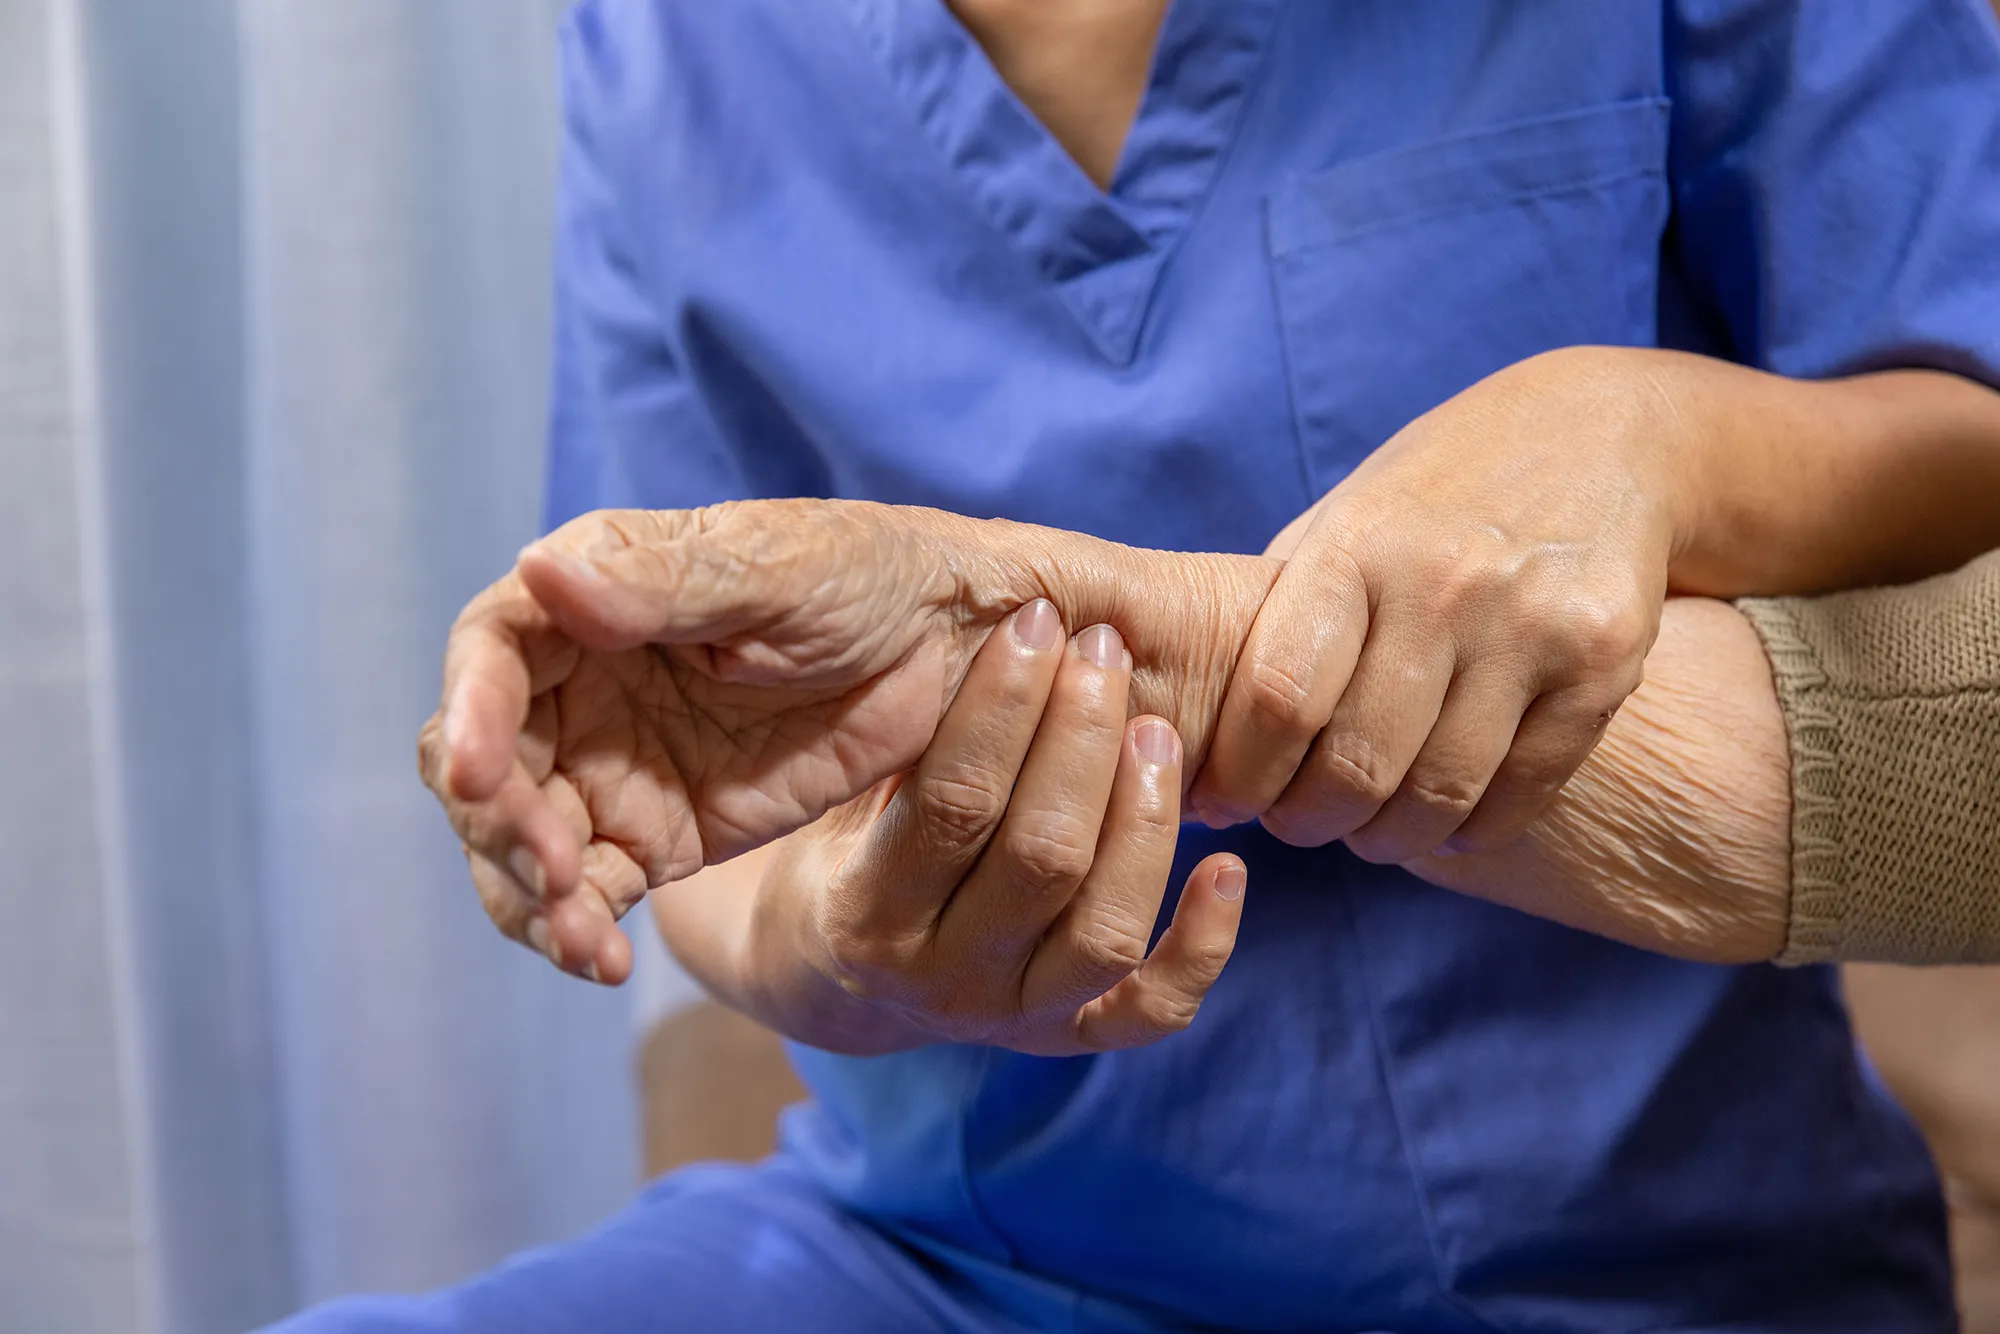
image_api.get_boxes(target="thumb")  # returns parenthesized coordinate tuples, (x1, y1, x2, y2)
(517, 505, 807, 656)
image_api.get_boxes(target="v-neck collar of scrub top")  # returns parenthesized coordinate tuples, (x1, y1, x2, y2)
(846, 0, 1282, 365)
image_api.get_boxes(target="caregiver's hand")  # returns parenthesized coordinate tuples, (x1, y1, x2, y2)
(418, 499, 1277, 983)
(1192, 346, 1694, 862)
(661, 604, 1246, 1056)
(1401, 595, 1791, 965)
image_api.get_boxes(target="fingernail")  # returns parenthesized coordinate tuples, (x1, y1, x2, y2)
(1214, 862, 1246, 901)
(583, 958, 603, 985)
(526, 916, 560, 967)
(1012, 598, 1062, 652)
(508, 847, 547, 899)
(1134, 718, 1178, 767)
(1077, 623, 1124, 670)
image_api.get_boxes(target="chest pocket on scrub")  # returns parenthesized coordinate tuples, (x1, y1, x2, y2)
(1265, 98, 1671, 495)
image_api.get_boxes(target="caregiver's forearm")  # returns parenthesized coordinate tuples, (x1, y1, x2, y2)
(1647, 352, 2000, 597)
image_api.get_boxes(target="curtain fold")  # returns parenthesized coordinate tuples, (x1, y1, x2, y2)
(2, 2, 639, 1330)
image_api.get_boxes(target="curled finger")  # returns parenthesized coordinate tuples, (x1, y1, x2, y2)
(1190, 535, 1367, 828)
(1342, 672, 1533, 865)
(1066, 853, 1247, 1053)
(1443, 679, 1637, 855)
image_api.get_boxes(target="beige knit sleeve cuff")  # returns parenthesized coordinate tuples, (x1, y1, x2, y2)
(1736, 552, 2000, 967)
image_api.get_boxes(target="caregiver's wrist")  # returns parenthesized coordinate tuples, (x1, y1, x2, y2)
(1519, 344, 1714, 579)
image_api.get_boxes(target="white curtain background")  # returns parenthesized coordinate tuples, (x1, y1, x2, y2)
(0, 2, 690, 1330)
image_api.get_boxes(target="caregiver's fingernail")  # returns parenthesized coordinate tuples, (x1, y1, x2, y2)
(1013, 599, 1061, 652)
(584, 958, 603, 985)
(526, 916, 559, 966)
(509, 848, 547, 899)
(1077, 623, 1123, 670)
(1214, 862, 1246, 901)
(1135, 719, 1178, 767)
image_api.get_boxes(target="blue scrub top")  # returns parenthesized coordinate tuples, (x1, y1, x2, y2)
(548, 2, 2000, 1329)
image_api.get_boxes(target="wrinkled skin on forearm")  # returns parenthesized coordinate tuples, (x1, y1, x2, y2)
(1408, 597, 1790, 964)
(422, 497, 1791, 981)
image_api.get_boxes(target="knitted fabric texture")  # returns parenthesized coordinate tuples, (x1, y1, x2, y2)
(1738, 551, 2000, 966)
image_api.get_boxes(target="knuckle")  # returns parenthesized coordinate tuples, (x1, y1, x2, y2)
(1259, 801, 1336, 849)
(1404, 775, 1482, 825)
(1559, 598, 1654, 677)
(1443, 813, 1534, 857)
(1435, 556, 1505, 609)
(1134, 987, 1202, 1038)
(1239, 658, 1320, 739)
(1067, 914, 1150, 983)
(1487, 764, 1571, 810)
(1181, 937, 1236, 985)
(1341, 825, 1409, 865)
(1311, 736, 1399, 812)
(910, 769, 1007, 853)
(1001, 811, 1097, 893)
(1119, 786, 1182, 846)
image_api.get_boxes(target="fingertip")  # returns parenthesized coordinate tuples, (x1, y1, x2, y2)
(1203, 853, 1247, 903)
(1131, 715, 1180, 770)
(1185, 790, 1244, 831)
(1184, 771, 1261, 832)
(546, 893, 612, 979)
(593, 931, 633, 987)
(518, 541, 604, 592)
(518, 546, 615, 631)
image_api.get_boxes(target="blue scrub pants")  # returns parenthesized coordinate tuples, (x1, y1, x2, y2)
(262, 1155, 1933, 1334)
(262, 1162, 1171, 1334)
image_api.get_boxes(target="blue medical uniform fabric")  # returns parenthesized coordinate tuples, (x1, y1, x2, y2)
(277, 1, 2000, 1331)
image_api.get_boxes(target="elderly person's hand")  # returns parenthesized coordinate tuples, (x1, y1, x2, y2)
(419, 500, 1276, 983)
(651, 604, 1245, 1056)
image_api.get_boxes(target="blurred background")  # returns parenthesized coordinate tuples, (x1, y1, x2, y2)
(3, 2, 645, 1329)
(1, 1, 1995, 1332)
